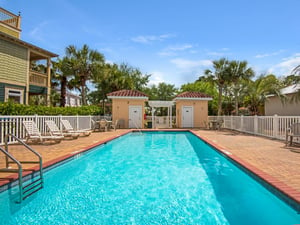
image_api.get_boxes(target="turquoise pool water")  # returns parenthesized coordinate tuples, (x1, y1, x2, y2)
(0, 131, 299, 224)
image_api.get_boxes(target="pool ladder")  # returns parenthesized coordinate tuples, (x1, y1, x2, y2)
(0, 134, 43, 203)
(129, 119, 143, 134)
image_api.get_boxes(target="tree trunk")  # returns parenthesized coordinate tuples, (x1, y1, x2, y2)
(60, 77, 67, 107)
(81, 77, 87, 105)
(217, 86, 223, 116)
(234, 88, 239, 116)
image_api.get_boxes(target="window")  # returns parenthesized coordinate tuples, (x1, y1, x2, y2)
(5, 87, 24, 104)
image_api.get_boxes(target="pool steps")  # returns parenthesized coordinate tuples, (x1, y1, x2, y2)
(0, 134, 43, 203)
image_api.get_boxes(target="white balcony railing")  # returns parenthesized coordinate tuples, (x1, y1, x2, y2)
(29, 71, 48, 87)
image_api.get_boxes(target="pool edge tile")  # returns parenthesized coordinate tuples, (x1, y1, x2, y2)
(189, 130, 300, 211)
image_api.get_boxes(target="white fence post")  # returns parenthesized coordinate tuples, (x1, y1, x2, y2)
(254, 115, 258, 134)
(240, 115, 244, 131)
(76, 114, 79, 130)
(273, 114, 278, 138)
(59, 114, 63, 129)
(89, 115, 92, 129)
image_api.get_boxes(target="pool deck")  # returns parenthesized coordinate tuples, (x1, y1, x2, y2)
(1, 128, 300, 207)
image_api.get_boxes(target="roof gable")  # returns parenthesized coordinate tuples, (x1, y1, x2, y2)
(0, 31, 58, 58)
(281, 84, 300, 95)
(173, 91, 212, 100)
(107, 89, 148, 99)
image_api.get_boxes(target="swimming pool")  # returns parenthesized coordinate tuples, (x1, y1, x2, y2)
(0, 131, 299, 224)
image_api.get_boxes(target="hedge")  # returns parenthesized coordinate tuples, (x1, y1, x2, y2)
(0, 102, 103, 115)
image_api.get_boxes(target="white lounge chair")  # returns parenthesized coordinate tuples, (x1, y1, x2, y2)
(22, 120, 64, 143)
(45, 120, 79, 139)
(60, 120, 92, 136)
(110, 119, 119, 131)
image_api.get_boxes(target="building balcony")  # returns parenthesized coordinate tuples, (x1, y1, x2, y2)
(29, 70, 48, 87)
(0, 7, 21, 38)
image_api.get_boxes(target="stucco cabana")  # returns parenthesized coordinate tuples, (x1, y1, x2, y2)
(173, 91, 212, 128)
(107, 90, 212, 129)
(107, 90, 148, 129)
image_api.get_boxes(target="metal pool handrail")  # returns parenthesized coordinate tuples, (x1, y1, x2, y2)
(0, 146, 23, 202)
(3, 134, 44, 202)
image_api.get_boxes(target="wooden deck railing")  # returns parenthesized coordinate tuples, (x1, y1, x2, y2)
(0, 7, 20, 29)
(29, 71, 48, 87)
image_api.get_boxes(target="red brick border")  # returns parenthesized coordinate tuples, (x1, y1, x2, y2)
(0, 130, 132, 188)
(2, 129, 300, 208)
(190, 130, 300, 206)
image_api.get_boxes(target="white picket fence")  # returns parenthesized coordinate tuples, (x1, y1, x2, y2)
(2, 114, 299, 145)
(208, 115, 300, 141)
(0, 115, 111, 145)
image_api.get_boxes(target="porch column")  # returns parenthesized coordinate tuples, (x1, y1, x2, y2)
(169, 106, 172, 128)
(25, 51, 30, 105)
(151, 108, 155, 129)
(46, 58, 51, 106)
(167, 106, 170, 128)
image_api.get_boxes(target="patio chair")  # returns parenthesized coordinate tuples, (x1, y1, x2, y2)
(22, 120, 64, 144)
(99, 119, 108, 132)
(110, 119, 119, 131)
(60, 119, 92, 136)
(286, 123, 300, 146)
(208, 119, 223, 130)
(45, 120, 79, 139)
(91, 119, 100, 131)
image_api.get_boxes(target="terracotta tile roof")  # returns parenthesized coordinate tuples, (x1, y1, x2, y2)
(174, 91, 212, 99)
(107, 89, 148, 98)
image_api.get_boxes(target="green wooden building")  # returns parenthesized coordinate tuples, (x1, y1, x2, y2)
(0, 7, 58, 105)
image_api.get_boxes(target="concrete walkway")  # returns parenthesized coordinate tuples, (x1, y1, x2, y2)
(1, 129, 300, 206)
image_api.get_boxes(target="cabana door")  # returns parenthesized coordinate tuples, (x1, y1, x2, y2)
(182, 106, 193, 128)
(129, 106, 142, 128)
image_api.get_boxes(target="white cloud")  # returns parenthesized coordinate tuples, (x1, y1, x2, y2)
(81, 26, 103, 37)
(29, 21, 49, 42)
(148, 71, 166, 86)
(131, 34, 174, 44)
(255, 50, 285, 58)
(267, 54, 300, 75)
(158, 44, 193, 56)
(170, 58, 212, 69)
(207, 51, 227, 56)
(206, 48, 231, 56)
(221, 48, 230, 51)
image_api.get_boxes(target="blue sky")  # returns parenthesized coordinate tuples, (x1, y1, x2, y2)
(2, 0, 300, 87)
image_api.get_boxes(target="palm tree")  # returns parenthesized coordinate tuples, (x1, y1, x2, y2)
(66, 44, 105, 105)
(203, 58, 230, 116)
(180, 81, 218, 115)
(89, 63, 150, 108)
(289, 65, 300, 103)
(52, 57, 74, 107)
(291, 65, 300, 76)
(228, 60, 254, 115)
(244, 74, 283, 115)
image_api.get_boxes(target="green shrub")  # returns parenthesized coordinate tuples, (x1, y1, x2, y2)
(0, 102, 103, 115)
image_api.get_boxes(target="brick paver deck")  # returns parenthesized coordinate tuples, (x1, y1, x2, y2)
(1, 129, 300, 207)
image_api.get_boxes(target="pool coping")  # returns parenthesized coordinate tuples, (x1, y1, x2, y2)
(1, 129, 300, 211)
(0, 130, 134, 191)
(189, 130, 300, 212)
(0, 129, 186, 191)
